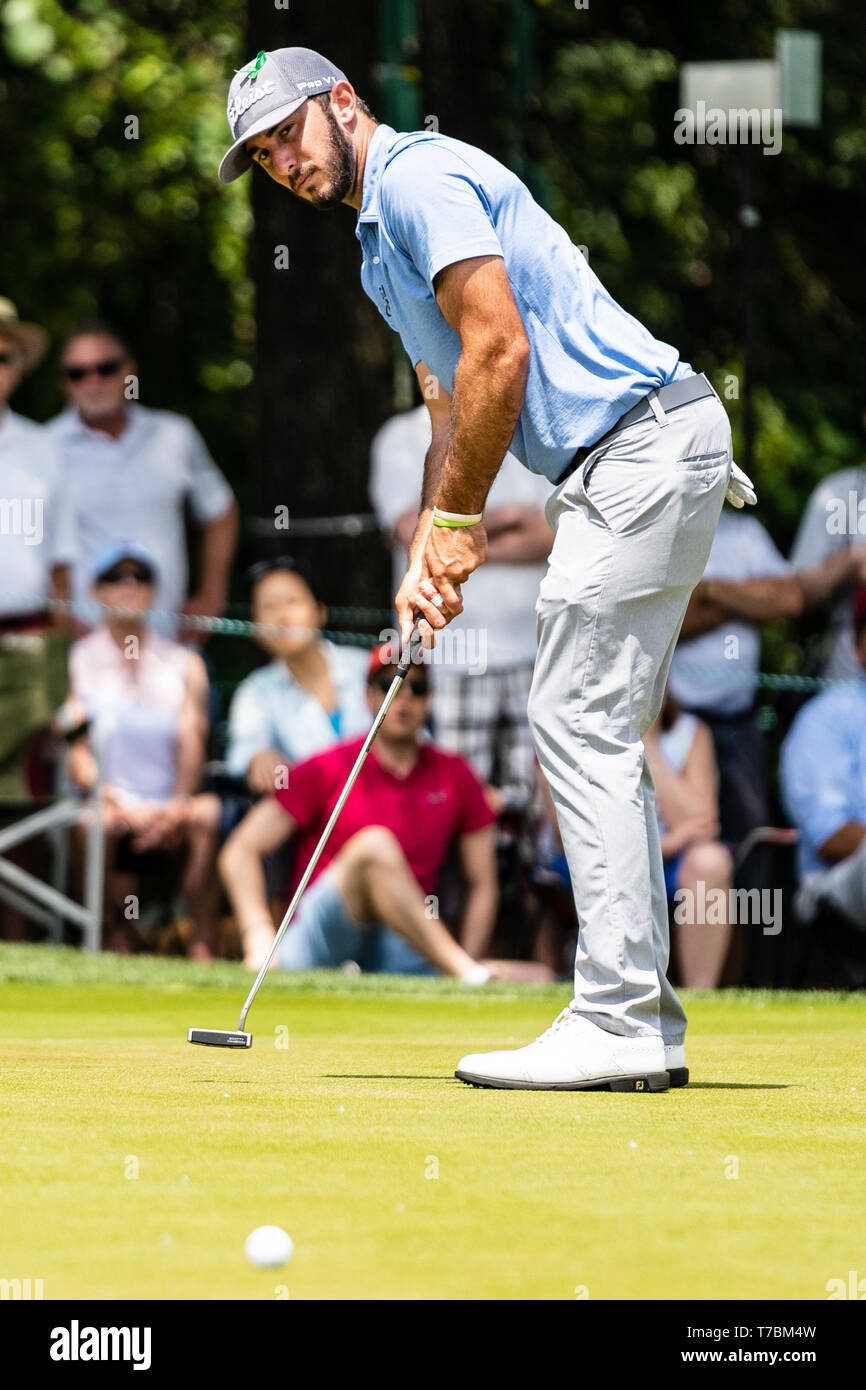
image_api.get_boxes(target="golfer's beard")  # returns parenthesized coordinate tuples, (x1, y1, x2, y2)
(306, 107, 356, 209)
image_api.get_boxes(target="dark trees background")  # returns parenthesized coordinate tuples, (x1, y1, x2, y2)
(2, 0, 865, 642)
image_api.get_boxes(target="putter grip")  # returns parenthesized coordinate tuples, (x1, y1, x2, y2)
(398, 628, 423, 675)
(399, 594, 445, 674)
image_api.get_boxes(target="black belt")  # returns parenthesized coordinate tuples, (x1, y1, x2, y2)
(555, 373, 717, 486)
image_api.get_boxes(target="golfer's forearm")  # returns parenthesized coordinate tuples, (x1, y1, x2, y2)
(409, 434, 449, 561)
(458, 882, 498, 957)
(435, 344, 528, 515)
(219, 844, 274, 931)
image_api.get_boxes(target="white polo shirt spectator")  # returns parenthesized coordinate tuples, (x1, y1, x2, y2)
(790, 464, 866, 680)
(370, 403, 552, 812)
(47, 402, 234, 625)
(0, 410, 76, 616)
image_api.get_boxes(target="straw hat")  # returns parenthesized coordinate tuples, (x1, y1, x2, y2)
(0, 298, 49, 371)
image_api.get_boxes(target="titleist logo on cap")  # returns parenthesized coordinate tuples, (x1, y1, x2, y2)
(228, 79, 276, 132)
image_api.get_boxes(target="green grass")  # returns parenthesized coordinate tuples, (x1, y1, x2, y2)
(2, 944, 864, 1300)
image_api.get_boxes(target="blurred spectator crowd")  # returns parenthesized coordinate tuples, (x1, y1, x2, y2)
(3, 297, 866, 989)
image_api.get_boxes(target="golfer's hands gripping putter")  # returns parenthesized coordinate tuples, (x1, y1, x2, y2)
(405, 589, 446, 659)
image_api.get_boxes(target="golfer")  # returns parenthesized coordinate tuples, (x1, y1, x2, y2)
(219, 47, 757, 1092)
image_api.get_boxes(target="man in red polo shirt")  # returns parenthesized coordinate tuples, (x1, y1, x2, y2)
(219, 643, 499, 978)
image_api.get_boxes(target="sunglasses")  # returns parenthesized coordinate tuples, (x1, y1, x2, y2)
(98, 566, 154, 585)
(63, 358, 123, 381)
(371, 674, 429, 698)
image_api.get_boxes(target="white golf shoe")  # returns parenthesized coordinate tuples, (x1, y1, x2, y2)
(664, 1043, 689, 1088)
(455, 1007, 669, 1092)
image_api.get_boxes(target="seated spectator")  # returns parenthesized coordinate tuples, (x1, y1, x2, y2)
(47, 320, 237, 638)
(219, 642, 503, 978)
(225, 557, 370, 795)
(668, 505, 802, 905)
(66, 543, 221, 957)
(789, 430, 866, 679)
(780, 587, 866, 937)
(643, 689, 734, 988)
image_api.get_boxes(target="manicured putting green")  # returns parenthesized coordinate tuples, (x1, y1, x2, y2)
(2, 944, 864, 1300)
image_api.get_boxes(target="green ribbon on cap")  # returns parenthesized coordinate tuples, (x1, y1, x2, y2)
(239, 50, 267, 85)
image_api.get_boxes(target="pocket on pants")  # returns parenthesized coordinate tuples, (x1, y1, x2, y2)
(674, 449, 730, 499)
(675, 450, 728, 470)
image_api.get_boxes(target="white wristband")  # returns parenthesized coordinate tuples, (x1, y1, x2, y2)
(432, 507, 483, 528)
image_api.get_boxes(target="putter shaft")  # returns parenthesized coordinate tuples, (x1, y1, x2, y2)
(235, 624, 428, 1032)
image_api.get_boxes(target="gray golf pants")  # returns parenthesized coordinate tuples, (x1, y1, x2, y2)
(528, 391, 732, 1042)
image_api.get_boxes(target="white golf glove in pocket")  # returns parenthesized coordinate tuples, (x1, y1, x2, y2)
(726, 461, 757, 509)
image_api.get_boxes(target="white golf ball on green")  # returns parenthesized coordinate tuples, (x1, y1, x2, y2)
(244, 1225, 294, 1268)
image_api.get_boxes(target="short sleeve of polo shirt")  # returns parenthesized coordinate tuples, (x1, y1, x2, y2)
(448, 753, 498, 836)
(181, 419, 235, 525)
(379, 143, 505, 291)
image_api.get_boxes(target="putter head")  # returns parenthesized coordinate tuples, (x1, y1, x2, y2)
(187, 1028, 252, 1048)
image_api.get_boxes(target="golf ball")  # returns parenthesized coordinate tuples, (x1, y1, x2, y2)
(244, 1225, 294, 1268)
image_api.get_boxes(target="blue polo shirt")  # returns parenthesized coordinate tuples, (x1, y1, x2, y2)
(779, 679, 866, 878)
(356, 124, 691, 483)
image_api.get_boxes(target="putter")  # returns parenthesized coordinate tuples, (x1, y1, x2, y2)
(188, 604, 441, 1048)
